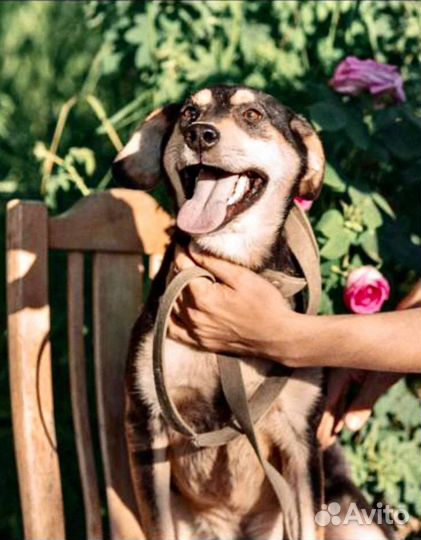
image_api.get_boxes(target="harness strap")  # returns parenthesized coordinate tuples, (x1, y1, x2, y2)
(285, 203, 321, 315)
(218, 354, 299, 540)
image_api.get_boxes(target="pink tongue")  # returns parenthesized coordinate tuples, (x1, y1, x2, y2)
(177, 170, 237, 234)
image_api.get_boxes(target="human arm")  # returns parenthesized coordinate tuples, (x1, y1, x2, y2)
(317, 281, 421, 448)
(285, 308, 420, 373)
(168, 246, 421, 374)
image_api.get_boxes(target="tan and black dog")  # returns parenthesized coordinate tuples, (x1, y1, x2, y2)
(113, 86, 394, 540)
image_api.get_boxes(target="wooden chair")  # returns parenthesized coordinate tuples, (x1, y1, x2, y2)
(6, 189, 174, 540)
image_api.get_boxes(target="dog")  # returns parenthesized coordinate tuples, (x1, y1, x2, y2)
(113, 85, 395, 540)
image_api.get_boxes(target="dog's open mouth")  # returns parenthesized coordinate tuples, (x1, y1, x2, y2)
(177, 164, 267, 235)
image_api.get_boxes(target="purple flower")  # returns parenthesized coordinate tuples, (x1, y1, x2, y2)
(330, 56, 406, 104)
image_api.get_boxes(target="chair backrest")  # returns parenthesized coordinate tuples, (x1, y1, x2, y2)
(6, 189, 174, 540)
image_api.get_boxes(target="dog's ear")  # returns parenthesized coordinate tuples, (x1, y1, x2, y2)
(112, 103, 181, 190)
(290, 115, 325, 200)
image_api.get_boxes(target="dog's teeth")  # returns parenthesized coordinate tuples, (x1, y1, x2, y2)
(227, 175, 249, 205)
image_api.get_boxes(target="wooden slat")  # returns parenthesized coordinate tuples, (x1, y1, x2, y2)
(49, 188, 174, 255)
(93, 253, 145, 540)
(6, 200, 65, 540)
(67, 252, 103, 539)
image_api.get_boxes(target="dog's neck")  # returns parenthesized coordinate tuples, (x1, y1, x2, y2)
(176, 207, 297, 276)
(264, 228, 299, 276)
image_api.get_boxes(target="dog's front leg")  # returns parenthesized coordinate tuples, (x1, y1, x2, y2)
(126, 395, 176, 539)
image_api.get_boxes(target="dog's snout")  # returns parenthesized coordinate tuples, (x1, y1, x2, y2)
(184, 123, 220, 151)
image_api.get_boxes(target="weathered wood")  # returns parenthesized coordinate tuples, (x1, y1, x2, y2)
(67, 252, 103, 540)
(8, 190, 166, 537)
(49, 188, 173, 255)
(93, 253, 145, 540)
(6, 200, 65, 540)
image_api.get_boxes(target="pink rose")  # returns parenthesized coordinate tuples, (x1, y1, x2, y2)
(330, 56, 406, 104)
(344, 266, 390, 314)
(294, 197, 313, 212)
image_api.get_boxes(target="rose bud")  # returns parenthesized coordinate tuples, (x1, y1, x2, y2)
(344, 266, 390, 314)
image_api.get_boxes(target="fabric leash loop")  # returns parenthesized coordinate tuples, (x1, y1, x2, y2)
(153, 266, 216, 438)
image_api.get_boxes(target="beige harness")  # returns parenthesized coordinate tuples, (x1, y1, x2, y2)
(153, 203, 322, 540)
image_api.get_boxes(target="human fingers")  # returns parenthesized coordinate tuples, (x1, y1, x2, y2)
(174, 246, 196, 272)
(172, 247, 221, 309)
(344, 372, 402, 431)
(396, 280, 421, 310)
(167, 314, 200, 347)
(317, 410, 337, 450)
(324, 369, 353, 412)
(343, 381, 376, 431)
(317, 369, 353, 447)
(168, 312, 233, 353)
(188, 242, 257, 289)
(171, 302, 207, 331)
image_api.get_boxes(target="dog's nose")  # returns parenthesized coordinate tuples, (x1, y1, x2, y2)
(184, 123, 220, 151)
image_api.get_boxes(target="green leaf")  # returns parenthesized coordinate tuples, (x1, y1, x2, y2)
(316, 209, 344, 237)
(348, 185, 366, 206)
(320, 290, 334, 314)
(320, 230, 351, 259)
(69, 147, 96, 176)
(360, 230, 380, 262)
(324, 163, 346, 192)
(350, 253, 363, 268)
(0, 180, 18, 193)
(365, 141, 389, 163)
(349, 186, 383, 229)
(345, 114, 370, 150)
(362, 198, 383, 229)
(124, 24, 144, 45)
(101, 52, 122, 75)
(378, 121, 421, 161)
(373, 108, 400, 130)
(308, 102, 347, 132)
(320, 261, 335, 278)
(372, 192, 396, 219)
(374, 380, 419, 424)
(33, 141, 48, 161)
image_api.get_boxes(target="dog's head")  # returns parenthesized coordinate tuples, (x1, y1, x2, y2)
(113, 86, 325, 268)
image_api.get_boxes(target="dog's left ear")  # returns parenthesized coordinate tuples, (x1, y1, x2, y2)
(112, 103, 181, 190)
(290, 115, 325, 200)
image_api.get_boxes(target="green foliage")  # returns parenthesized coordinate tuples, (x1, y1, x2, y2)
(0, 1, 420, 539)
(343, 379, 421, 519)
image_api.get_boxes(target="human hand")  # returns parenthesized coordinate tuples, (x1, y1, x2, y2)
(396, 280, 421, 310)
(317, 369, 402, 449)
(167, 244, 301, 363)
(317, 282, 419, 449)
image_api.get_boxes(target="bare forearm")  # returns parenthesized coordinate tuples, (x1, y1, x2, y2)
(170, 249, 421, 374)
(281, 308, 421, 373)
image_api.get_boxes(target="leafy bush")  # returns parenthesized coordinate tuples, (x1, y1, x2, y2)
(343, 379, 421, 521)
(1, 1, 420, 539)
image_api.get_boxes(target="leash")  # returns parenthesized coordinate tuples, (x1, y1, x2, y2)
(152, 203, 321, 539)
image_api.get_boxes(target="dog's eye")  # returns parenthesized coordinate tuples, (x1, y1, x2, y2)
(242, 108, 263, 123)
(181, 105, 199, 122)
